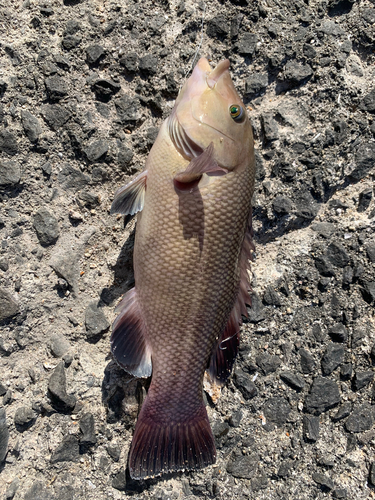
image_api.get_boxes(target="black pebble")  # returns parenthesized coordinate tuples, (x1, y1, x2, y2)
(312, 472, 334, 491)
(345, 404, 374, 433)
(369, 462, 375, 487)
(357, 188, 372, 212)
(303, 415, 320, 442)
(245, 73, 268, 96)
(280, 371, 305, 391)
(256, 353, 281, 375)
(272, 196, 293, 215)
(0, 408, 9, 463)
(50, 434, 80, 463)
(305, 377, 340, 415)
(86, 44, 105, 65)
(327, 242, 350, 268)
(85, 301, 110, 339)
(263, 396, 291, 426)
(328, 323, 348, 343)
(340, 363, 352, 380)
(48, 361, 76, 412)
(351, 143, 375, 181)
(331, 402, 352, 422)
(45, 75, 68, 101)
(14, 407, 35, 430)
(246, 293, 266, 323)
(83, 138, 109, 162)
(352, 371, 374, 391)
(33, 208, 59, 246)
(79, 412, 97, 445)
(366, 243, 375, 263)
(321, 343, 344, 375)
(234, 369, 258, 400)
(299, 348, 316, 374)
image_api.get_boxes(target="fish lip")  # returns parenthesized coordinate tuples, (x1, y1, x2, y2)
(206, 59, 230, 89)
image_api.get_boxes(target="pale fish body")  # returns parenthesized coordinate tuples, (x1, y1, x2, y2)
(110, 58, 255, 479)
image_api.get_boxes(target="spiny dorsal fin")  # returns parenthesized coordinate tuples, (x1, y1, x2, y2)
(111, 288, 152, 378)
(110, 170, 147, 215)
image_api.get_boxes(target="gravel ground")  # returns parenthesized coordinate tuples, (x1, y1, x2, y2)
(1, 0, 375, 499)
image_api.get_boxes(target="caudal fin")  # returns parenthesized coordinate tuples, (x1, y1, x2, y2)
(129, 399, 216, 479)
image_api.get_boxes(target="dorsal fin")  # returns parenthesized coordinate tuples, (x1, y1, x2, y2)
(110, 170, 147, 215)
(207, 208, 255, 386)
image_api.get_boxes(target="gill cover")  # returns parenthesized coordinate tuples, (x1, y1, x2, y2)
(170, 58, 253, 170)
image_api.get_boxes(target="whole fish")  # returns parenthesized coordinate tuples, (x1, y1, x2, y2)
(110, 57, 255, 479)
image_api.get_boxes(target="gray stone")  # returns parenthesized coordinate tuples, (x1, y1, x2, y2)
(246, 293, 266, 323)
(0, 408, 9, 462)
(21, 110, 42, 143)
(263, 397, 291, 426)
(0, 160, 21, 186)
(280, 371, 305, 391)
(23, 481, 52, 500)
(41, 104, 71, 130)
(86, 44, 105, 65)
(328, 323, 348, 343)
(345, 404, 374, 433)
(303, 415, 320, 442)
(237, 33, 257, 55)
(139, 54, 159, 75)
(49, 333, 70, 357)
(57, 164, 90, 191)
(234, 369, 258, 400)
(359, 87, 375, 113)
(312, 472, 334, 490)
(4, 477, 20, 500)
(299, 348, 316, 374)
(245, 73, 268, 95)
(62, 35, 82, 50)
(107, 443, 121, 461)
(346, 55, 364, 77)
(263, 286, 282, 306)
(206, 14, 229, 39)
(14, 406, 35, 428)
(84, 138, 108, 162)
(331, 402, 352, 422)
(112, 468, 127, 491)
(50, 434, 80, 463)
(283, 60, 313, 85)
(33, 207, 59, 246)
(0, 288, 19, 321)
(85, 301, 110, 338)
(261, 113, 279, 141)
(92, 79, 121, 101)
(118, 143, 133, 168)
(50, 250, 79, 295)
(353, 371, 374, 391)
(119, 52, 138, 73)
(115, 95, 140, 127)
(0, 129, 18, 156)
(321, 343, 345, 375)
(351, 143, 375, 181)
(272, 196, 293, 215)
(256, 353, 281, 375)
(366, 243, 375, 263)
(251, 473, 268, 491)
(79, 412, 97, 445)
(226, 452, 259, 479)
(48, 361, 76, 412)
(305, 377, 340, 415)
(311, 223, 336, 238)
(45, 75, 69, 100)
(327, 242, 350, 268)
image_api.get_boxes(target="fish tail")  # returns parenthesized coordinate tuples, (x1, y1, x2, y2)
(129, 397, 216, 479)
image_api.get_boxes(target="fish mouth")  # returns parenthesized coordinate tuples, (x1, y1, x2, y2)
(206, 59, 230, 89)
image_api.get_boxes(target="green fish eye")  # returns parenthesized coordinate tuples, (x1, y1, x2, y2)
(229, 104, 245, 123)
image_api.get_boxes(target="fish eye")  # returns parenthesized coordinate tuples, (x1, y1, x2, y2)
(229, 104, 246, 123)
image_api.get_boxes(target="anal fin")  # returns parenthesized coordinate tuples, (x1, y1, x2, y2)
(129, 398, 216, 479)
(111, 288, 152, 378)
(110, 170, 147, 215)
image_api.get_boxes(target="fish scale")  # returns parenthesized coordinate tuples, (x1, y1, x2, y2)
(110, 58, 255, 479)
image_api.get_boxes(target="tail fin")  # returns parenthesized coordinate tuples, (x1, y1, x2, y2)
(129, 399, 216, 479)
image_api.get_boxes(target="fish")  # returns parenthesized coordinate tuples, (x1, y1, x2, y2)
(110, 57, 255, 480)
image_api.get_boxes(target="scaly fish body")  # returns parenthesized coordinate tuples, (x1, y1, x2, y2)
(111, 58, 255, 479)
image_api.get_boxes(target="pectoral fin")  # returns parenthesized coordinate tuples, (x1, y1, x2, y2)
(110, 170, 147, 215)
(174, 143, 227, 190)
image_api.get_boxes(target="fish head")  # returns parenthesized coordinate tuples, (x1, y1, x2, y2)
(171, 58, 253, 171)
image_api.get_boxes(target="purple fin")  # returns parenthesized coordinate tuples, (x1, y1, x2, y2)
(208, 208, 255, 385)
(129, 399, 216, 479)
(111, 288, 152, 378)
(174, 142, 227, 190)
(110, 170, 147, 215)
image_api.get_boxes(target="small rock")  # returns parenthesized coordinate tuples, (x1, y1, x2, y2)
(246, 293, 266, 323)
(272, 195, 293, 215)
(33, 207, 59, 246)
(283, 60, 313, 86)
(312, 472, 334, 491)
(256, 353, 281, 375)
(0, 160, 21, 186)
(21, 110, 42, 143)
(86, 44, 105, 65)
(226, 452, 259, 479)
(303, 43, 316, 59)
(237, 33, 257, 55)
(303, 415, 320, 442)
(351, 143, 375, 181)
(0, 382, 6, 396)
(107, 444, 121, 461)
(41, 104, 71, 130)
(280, 371, 305, 391)
(0, 129, 18, 156)
(48, 361, 76, 412)
(305, 377, 340, 415)
(314, 255, 335, 277)
(80, 412, 97, 445)
(245, 73, 268, 95)
(112, 468, 127, 491)
(234, 369, 258, 400)
(119, 52, 139, 73)
(23, 481, 51, 500)
(357, 188, 372, 213)
(92, 79, 121, 102)
(346, 55, 363, 77)
(328, 323, 348, 343)
(366, 243, 375, 263)
(0, 288, 19, 321)
(369, 462, 375, 487)
(327, 242, 350, 268)
(139, 54, 159, 75)
(359, 87, 375, 113)
(263, 397, 291, 426)
(49, 333, 70, 357)
(5, 477, 20, 500)
(45, 75, 68, 101)
(277, 460, 293, 478)
(299, 348, 316, 374)
(115, 95, 140, 127)
(333, 488, 348, 499)
(85, 301, 110, 338)
(0, 408, 9, 462)
(58, 163, 90, 191)
(14, 406, 35, 429)
(118, 143, 134, 169)
(62, 35, 82, 50)
(261, 113, 279, 141)
(321, 343, 345, 375)
(352, 371, 374, 391)
(0, 257, 9, 272)
(84, 138, 109, 162)
(50, 434, 80, 463)
(340, 363, 353, 380)
(361, 280, 375, 303)
(206, 14, 229, 39)
(251, 473, 268, 491)
(331, 402, 352, 422)
(229, 409, 243, 427)
(79, 191, 100, 208)
(345, 404, 374, 433)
